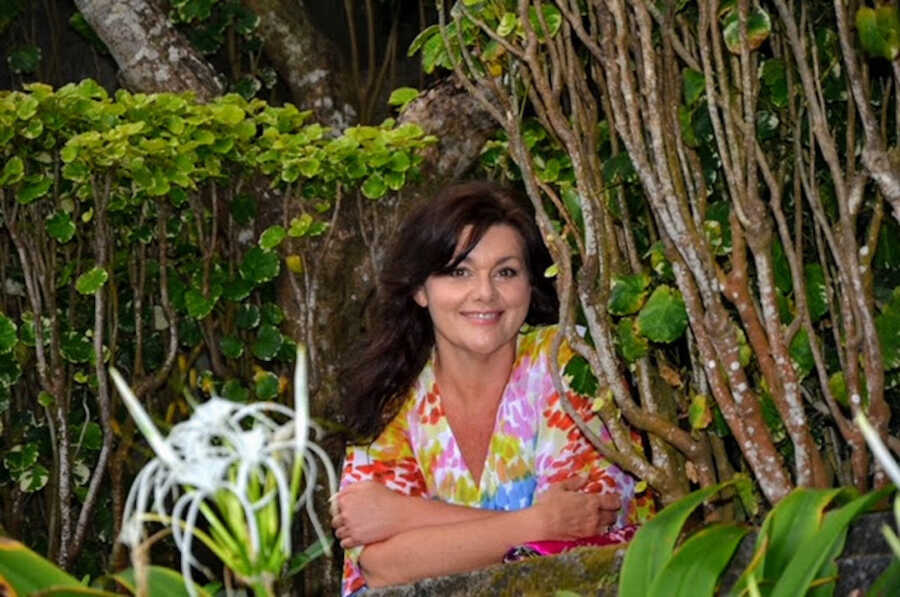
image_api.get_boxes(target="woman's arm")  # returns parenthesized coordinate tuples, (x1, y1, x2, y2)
(333, 480, 500, 547)
(354, 478, 618, 588)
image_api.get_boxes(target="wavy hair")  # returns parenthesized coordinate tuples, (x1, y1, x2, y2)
(342, 181, 558, 442)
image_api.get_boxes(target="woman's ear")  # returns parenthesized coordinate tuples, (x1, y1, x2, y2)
(413, 286, 428, 308)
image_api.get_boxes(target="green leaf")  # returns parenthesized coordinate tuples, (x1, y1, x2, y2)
(219, 335, 244, 359)
(261, 303, 284, 326)
(46, 211, 76, 243)
(221, 379, 249, 402)
(868, 560, 900, 597)
(608, 273, 651, 316)
(497, 12, 517, 37)
(62, 160, 89, 183)
(722, 6, 772, 54)
(769, 488, 890, 597)
(527, 4, 562, 39)
(616, 317, 649, 363)
(857, 5, 900, 61)
(789, 328, 814, 380)
(0, 352, 22, 387)
(110, 565, 211, 597)
(388, 87, 419, 110)
(0, 537, 106, 595)
(252, 324, 283, 361)
(361, 172, 387, 199)
(620, 481, 735, 597)
(678, 105, 700, 148)
(7, 45, 41, 74)
(17, 466, 48, 492)
(772, 238, 792, 294)
(211, 103, 245, 125)
(78, 421, 102, 450)
(60, 331, 91, 363)
(236, 304, 261, 330)
(761, 59, 788, 107)
(288, 213, 313, 237)
(0, 314, 17, 354)
(233, 75, 261, 100)
(254, 370, 279, 399)
(259, 225, 286, 250)
(563, 355, 598, 396)
(688, 394, 712, 430)
(0, 156, 24, 186)
(184, 289, 216, 320)
(3, 443, 38, 473)
(682, 68, 705, 105)
(408, 24, 439, 57)
(604, 152, 635, 184)
(285, 537, 333, 577)
(805, 263, 828, 322)
(230, 193, 257, 225)
(828, 371, 849, 407)
(75, 267, 108, 295)
(647, 524, 748, 597)
(239, 247, 280, 284)
(756, 109, 779, 140)
(222, 278, 253, 302)
(637, 286, 688, 343)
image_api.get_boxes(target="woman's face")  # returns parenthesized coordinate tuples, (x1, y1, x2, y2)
(414, 224, 532, 363)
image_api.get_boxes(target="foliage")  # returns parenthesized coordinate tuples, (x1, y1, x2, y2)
(619, 480, 891, 597)
(424, 0, 900, 507)
(0, 79, 433, 568)
(0, 536, 208, 596)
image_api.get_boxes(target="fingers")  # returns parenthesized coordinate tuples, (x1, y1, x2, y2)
(597, 508, 618, 528)
(596, 493, 621, 510)
(557, 475, 588, 492)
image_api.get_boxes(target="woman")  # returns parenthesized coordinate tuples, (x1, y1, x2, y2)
(333, 182, 649, 595)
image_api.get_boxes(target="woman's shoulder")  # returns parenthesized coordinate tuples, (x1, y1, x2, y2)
(516, 324, 575, 365)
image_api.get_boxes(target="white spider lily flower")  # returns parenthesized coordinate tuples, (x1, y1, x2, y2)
(112, 345, 336, 596)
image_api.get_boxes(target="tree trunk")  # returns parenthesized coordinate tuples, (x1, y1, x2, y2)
(72, 0, 223, 99)
(241, 0, 357, 130)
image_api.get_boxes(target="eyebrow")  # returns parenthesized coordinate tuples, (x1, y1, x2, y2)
(458, 255, 524, 266)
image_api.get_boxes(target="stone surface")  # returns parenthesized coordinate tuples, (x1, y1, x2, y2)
(367, 512, 898, 596)
(369, 545, 625, 597)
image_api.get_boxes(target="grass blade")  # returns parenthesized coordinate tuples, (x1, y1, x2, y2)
(619, 481, 732, 597)
(648, 523, 749, 597)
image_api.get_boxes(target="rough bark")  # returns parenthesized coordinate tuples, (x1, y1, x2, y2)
(72, 0, 223, 99)
(242, 0, 357, 130)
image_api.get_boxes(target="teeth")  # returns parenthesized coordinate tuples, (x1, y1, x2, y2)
(467, 312, 498, 320)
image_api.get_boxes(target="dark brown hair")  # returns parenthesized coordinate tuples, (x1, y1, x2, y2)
(342, 181, 558, 442)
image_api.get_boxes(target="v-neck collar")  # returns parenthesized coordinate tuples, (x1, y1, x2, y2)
(416, 335, 528, 494)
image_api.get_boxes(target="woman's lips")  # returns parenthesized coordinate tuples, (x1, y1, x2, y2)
(461, 310, 502, 322)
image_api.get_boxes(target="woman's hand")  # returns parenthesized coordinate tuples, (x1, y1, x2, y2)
(331, 481, 406, 548)
(531, 476, 621, 540)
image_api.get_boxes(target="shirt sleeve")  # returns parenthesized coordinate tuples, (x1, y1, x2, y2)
(340, 403, 428, 596)
(532, 341, 651, 527)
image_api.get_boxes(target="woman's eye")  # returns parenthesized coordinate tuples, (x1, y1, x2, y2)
(497, 267, 519, 278)
(449, 267, 469, 277)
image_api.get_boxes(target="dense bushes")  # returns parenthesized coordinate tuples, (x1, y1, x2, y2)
(0, 79, 433, 569)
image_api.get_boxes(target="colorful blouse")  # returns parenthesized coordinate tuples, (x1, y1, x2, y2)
(339, 325, 650, 595)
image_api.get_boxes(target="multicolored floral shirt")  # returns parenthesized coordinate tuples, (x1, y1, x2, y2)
(339, 325, 651, 595)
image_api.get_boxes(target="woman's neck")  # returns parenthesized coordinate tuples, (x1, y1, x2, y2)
(432, 342, 516, 408)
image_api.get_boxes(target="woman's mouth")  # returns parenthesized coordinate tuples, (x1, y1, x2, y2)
(461, 310, 502, 322)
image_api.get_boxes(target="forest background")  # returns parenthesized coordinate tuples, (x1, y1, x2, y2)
(0, 1, 898, 595)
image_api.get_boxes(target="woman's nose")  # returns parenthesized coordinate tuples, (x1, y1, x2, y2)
(472, 273, 498, 300)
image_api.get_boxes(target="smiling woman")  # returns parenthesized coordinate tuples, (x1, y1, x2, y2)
(336, 182, 651, 595)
